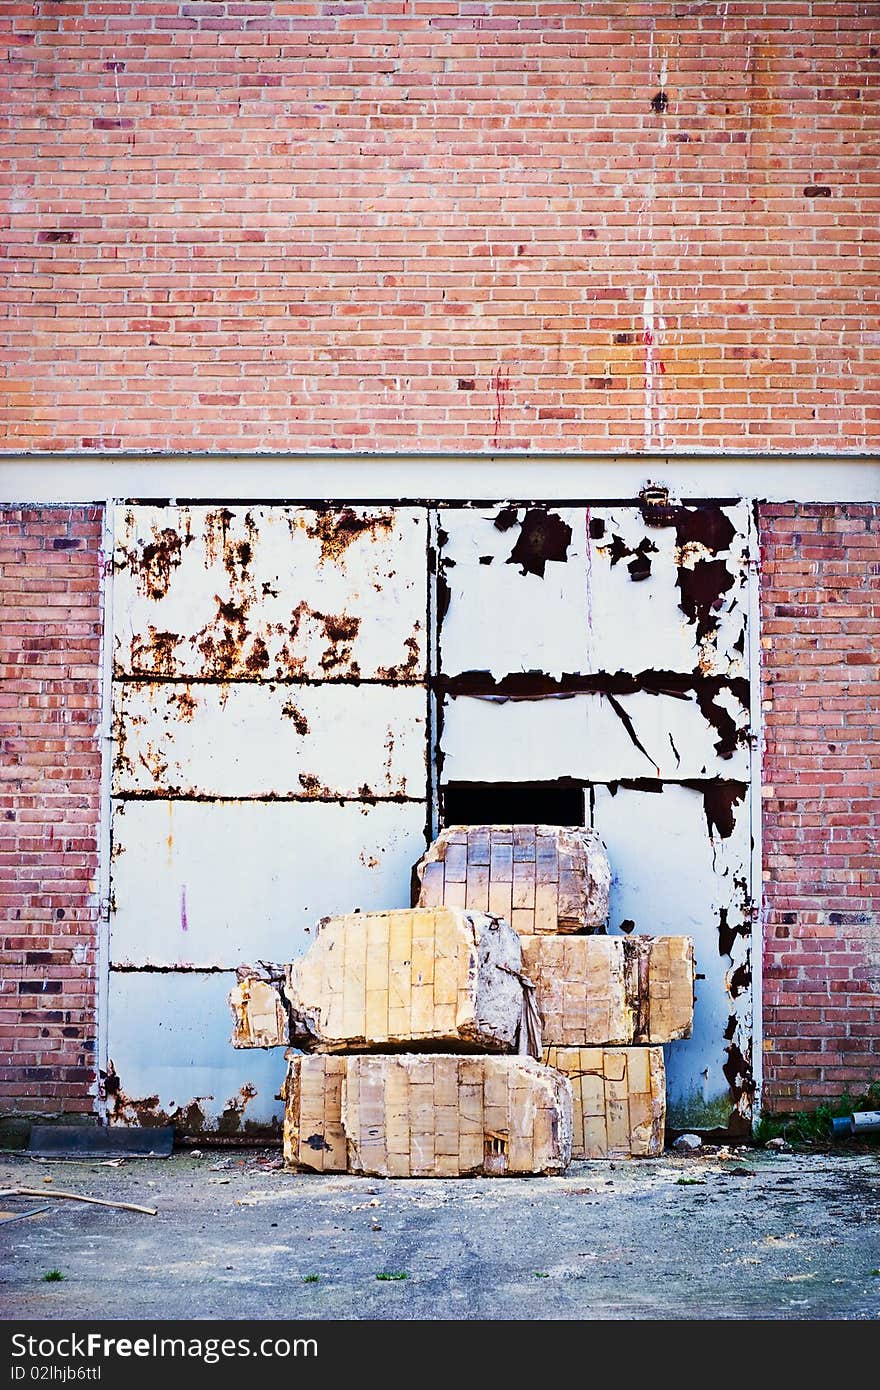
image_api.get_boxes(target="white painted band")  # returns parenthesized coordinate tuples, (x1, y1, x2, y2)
(1, 452, 878, 504)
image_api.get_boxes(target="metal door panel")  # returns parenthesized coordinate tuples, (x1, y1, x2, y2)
(440, 690, 749, 784)
(113, 504, 426, 682)
(438, 506, 590, 680)
(437, 503, 749, 679)
(435, 498, 755, 1133)
(591, 783, 753, 1133)
(109, 799, 428, 969)
(112, 681, 426, 799)
(108, 503, 430, 1133)
(106, 971, 286, 1133)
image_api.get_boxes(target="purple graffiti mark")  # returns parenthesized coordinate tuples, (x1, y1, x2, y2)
(181, 886, 188, 933)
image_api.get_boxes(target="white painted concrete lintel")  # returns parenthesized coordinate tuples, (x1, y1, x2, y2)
(0, 452, 878, 504)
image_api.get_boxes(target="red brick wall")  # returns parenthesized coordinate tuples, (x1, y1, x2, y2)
(0, 507, 104, 1116)
(2, 1, 878, 453)
(760, 503, 880, 1112)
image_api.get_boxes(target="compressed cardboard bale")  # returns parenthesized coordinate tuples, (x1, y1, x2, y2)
(415, 824, 611, 933)
(284, 906, 524, 1053)
(544, 1046, 666, 1159)
(342, 1054, 572, 1177)
(281, 1053, 347, 1172)
(521, 934, 694, 1046)
(229, 972, 289, 1048)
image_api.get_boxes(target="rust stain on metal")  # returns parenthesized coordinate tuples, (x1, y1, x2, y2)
(103, 1063, 279, 1137)
(169, 688, 198, 722)
(727, 956, 752, 999)
(204, 507, 258, 583)
(376, 628, 422, 681)
(129, 627, 183, 677)
(111, 707, 134, 782)
(493, 506, 518, 532)
(693, 680, 750, 759)
(218, 1082, 258, 1136)
(118, 524, 192, 601)
(138, 740, 169, 786)
(718, 903, 751, 959)
(281, 700, 310, 735)
(320, 610, 361, 673)
(195, 595, 254, 680)
(305, 508, 394, 564)
(597, 532, 658, 582)
(701, 781, 746, 841)
(722, 1038, 755, 1126)
(298, 772, 333, 798)
(678, 557, 736, 643)
(279, 601, 363, 678)
(104, 1060, 207, 1131)
(244, 635, 270, 675)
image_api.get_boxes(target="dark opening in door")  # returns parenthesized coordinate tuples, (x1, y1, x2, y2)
(441, 781, 585, 827)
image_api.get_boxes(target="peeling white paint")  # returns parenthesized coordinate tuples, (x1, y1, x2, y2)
(595, 784, 752, 1129)
(441, 691, 749, 785)
(438, 504, 749, 679)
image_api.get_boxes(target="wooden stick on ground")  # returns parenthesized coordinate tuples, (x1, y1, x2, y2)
(0, 1187, 157, 1216)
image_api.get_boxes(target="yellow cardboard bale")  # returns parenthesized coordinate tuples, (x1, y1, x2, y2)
(543, 1046, 666, 1159)
(521, 934, 694, 1046)
(228, 973, 288, 1048)
(284, 906, 524, 1053)
(341, 1054, 572, 1177)
(415, 825, 611, 933)
(281, 1054, 348, 1172)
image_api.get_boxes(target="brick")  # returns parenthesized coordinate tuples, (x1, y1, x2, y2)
(1, 5, 875, 453)
(0, 507, 102, 1119)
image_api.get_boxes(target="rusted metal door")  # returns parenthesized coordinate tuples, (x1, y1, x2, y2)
(108, 505, 429, 1134)
(107, 495, 755, 1138)
(434, 500, 755, 1135)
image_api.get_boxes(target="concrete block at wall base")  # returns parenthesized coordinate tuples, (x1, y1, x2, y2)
(282, 1053, 573, 1177)
(522, 935, 694, 1046)
(543, 1046, 666, 1159)
(284, 907, 524, 1054)
(415, 825, 611, 933)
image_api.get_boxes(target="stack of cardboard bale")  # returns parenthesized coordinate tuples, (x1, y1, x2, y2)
(229, 824, 694, 1174)
(416, 826, 694, 1160)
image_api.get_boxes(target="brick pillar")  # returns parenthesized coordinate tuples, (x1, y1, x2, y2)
(759, 503, 880, 1112)
(0, 506, 104, 1117)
